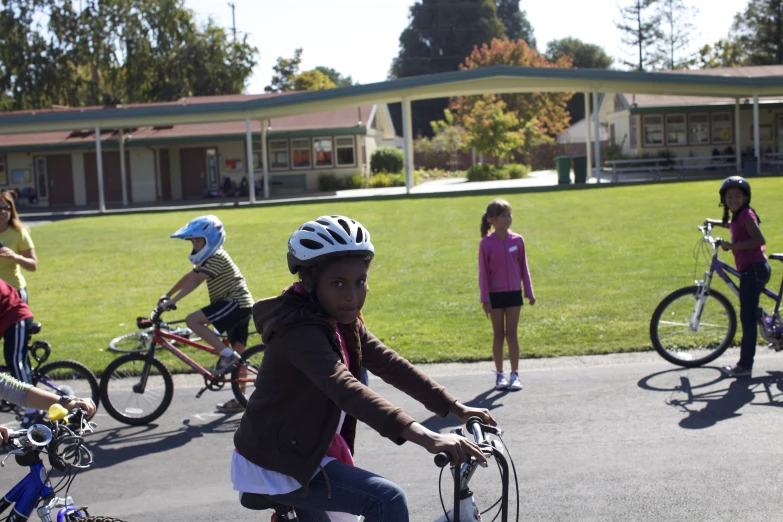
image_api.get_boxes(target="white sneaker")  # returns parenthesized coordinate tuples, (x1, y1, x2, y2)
(494, 372, 509, 390)
(507, 371, 523, 392)
(212, 352, 241, 377)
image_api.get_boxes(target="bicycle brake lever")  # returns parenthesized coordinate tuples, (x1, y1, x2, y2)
(1, 448, 25, 467)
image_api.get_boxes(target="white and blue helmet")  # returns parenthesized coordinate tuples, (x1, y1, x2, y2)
(171, 215, 226, 266)
(287, 215, 374, 274)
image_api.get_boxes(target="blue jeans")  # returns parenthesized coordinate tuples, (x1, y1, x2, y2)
(265, 461, 408, 522)
(738, 261, 772, 370)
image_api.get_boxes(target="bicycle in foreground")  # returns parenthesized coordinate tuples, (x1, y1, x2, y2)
(650, 224, 783, 367)
(99, 305, 264, 425)
(1, 404, 126, 522)
(0, 322, 100, 423)
(239, 417, 520, 522)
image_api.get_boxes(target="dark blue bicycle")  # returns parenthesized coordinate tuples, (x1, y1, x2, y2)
(0, 405, 125, 522)
(650, 224, 783, 367)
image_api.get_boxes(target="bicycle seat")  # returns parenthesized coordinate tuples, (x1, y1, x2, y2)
(29, 322, 42, 335)
(769, 253, 783, 262)
(240, 492, 286, 511)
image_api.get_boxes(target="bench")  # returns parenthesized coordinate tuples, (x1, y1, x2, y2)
(605, 155, 738, 182)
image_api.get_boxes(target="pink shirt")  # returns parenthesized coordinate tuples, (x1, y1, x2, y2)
(729, 207, 767, 272)
(478, 231, 534, 303)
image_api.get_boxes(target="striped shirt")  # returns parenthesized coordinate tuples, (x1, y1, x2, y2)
(195, 249, 254, 308)
(0, 372, 31, 406)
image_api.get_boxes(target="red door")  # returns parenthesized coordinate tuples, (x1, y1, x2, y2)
(45, 155, 74, 206)
(179, 148, 207, 199)
(159, 149, 172, 201)
(84, 151, 131, 204)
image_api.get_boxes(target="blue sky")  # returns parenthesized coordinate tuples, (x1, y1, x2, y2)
(184, 0, 747, 94)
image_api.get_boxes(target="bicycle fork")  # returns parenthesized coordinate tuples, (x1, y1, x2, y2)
(132, 349, 157, 394)
(690, 268, 716, 332)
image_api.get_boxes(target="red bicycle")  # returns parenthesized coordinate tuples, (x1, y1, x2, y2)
(99, 306, 264, 425)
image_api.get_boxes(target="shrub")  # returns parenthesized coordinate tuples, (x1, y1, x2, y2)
(466, 164, 507, 182)
(369, 171, 421, 188)
(370, 147, 404, 174)
(344, 175, 365, 189)
(414, 167, 457, 180)
(318, 173, 344, 191)
(503, 163, 530, 179)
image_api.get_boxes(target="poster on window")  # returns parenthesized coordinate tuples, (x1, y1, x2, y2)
(11, 169, 31, 184)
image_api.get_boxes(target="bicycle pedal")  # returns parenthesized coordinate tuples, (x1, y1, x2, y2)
(195, 386, 208, 399)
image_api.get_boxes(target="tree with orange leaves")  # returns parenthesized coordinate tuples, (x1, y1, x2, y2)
(449, 38, 573, 158)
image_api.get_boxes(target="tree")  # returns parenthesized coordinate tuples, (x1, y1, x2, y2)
(731, 0, 783, 65)
(495, 0, 536, 48)
(430, 110, 467, 169)
(697, 39, 747, 68)
(654, 0, 698, 70)
(545, 38, 613, 123)
(314, 66, 354, 87)
(265, 48, 303, 92)
(450, 38, 572, 156)
(293, 70, 337, 91)
(389, 0, 506, 137)
(616, 0, 662, 71)
(462, 96, 524, 160)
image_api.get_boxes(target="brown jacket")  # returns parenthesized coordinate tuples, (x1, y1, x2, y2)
(233, 287, 458, 489)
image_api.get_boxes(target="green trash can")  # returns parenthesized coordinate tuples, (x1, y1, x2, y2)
(556, 156, 571, 185)
(572, 155, 588, 183)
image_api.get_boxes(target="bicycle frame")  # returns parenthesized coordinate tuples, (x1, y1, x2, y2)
(0, 460, 85, 521)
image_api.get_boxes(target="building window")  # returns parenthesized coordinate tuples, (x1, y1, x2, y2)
(711, 113, 732, 144)
(291, 139, 311, 168)
(688, 114, 710, 145)
(313, 138, 334, 167)
(665, 114, 686, 146)
(629, 116, 637, 149)
(0, 155, 6, 185)
(269, 140, 289, 170)
(643, 115, 664, 146)
(335, 137, 356, 166)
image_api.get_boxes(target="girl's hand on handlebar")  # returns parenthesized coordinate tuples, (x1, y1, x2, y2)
(428, 432, 487, 466)
(0, 426, 8, 444)
(450, 401, 496, 426)
(66, 398, 96, 419)
(720, 241, 732, 251)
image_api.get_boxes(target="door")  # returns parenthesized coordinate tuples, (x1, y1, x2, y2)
(84, 151, 131, 204)
(33, 156, 48, 202)
(159, 149, 172, 201)
(179, 148, 207, 199)
(44, 155, 74, 206)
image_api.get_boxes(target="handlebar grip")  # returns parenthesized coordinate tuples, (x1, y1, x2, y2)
(466, 416, 486, 445)
(434, 452, 451, 468)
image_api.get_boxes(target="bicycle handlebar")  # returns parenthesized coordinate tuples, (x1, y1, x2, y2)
(433, 417, 499, 467)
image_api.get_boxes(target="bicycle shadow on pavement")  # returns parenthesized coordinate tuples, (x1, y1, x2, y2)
(419, 388, 510, 433)
(84, 412, 241, 470)
(638, 367, 783, 430)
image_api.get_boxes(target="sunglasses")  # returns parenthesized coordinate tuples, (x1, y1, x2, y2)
(0, 206, 11, 211)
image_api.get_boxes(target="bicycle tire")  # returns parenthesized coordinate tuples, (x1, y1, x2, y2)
(100, 353, 174, 425)
(70, 517, 128, 522)
(650, 286, 737, 367)
(231, 344, 265, 408)
(108, 329, 154, 353)
(35, 360, 100, 408)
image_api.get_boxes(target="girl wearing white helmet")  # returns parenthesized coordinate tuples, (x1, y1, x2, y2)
(232, 215, 495, 522)
(704, 176, 770, 377)
(160, 215, 254, 411)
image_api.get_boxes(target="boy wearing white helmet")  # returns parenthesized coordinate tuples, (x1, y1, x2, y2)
(160, 214, 254, 412)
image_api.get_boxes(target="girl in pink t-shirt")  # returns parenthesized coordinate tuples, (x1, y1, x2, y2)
(704, 176, 770, 378)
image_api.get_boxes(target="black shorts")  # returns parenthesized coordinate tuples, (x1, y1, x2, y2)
(489, 291, 523, 309)
(201, 300, 252, 345)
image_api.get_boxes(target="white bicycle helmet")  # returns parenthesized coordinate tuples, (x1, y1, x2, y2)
(171, 215, 226, 266)
(287, 215, 374, 274)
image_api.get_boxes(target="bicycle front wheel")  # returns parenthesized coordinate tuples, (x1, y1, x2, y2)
(70, 516, 128, 522)
(35, 360, 100, 408)
(650, 286, 737, 367)
(108, 330, 153, 354)
(100, 353, 173, 425)
(231, 344, 265, 407)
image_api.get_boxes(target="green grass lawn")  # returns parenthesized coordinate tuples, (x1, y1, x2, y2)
(22, 178, 783, 375)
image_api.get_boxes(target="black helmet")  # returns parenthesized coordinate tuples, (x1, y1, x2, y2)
(719, 176, 751, 204)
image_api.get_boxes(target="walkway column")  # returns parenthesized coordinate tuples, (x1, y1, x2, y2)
(753, 95, 761, 175)
(261, 120, 270, 199)
(735, 99, 741, 173)
(593, 90, 601, 181)
(119, 128, 128, 206)
(584, 92, 592, 182)
(401, 97, 414, 194)
(245, 117, 256, 204)
(95, 126, 106, 213)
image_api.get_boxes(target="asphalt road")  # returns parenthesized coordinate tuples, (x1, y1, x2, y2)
(3, 347, 783, 521)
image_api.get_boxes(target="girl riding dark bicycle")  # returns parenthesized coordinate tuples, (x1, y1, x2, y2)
(232, 215, 495, 522)
(704, 176, 770, 378)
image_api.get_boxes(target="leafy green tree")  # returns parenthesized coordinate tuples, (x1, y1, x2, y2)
(293, 70, 337, 91)
(697, 39, 747, 68)
(462, 96, 524, 160)
(390, 0, 506, 137)
(495, 0, 536, 48)
(265, 48, 303, 92)
(731, 0, 783, 65)
(430, 110, 466, 169)
(616, 0, 662, 71)
(654, 0, 698, 70)
(314, 66, 354, 87)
